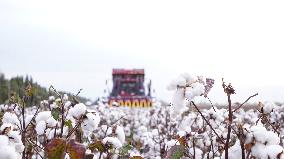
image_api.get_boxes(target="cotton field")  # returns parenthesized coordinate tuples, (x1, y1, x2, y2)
(0, 74, 284, 159)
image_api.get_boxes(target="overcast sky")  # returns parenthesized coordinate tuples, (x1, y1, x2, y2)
(0, 0, 284, 104)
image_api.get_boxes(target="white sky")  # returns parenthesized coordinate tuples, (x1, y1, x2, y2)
(0, 0, 284, 104)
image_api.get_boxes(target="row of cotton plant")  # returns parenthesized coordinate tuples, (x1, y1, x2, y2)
(1, 73, 284, 159)
(0, 85, 130, 159)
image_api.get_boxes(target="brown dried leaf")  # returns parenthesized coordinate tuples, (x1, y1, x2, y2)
(66, 139, 86, 159)
(45, 138, 66, 159)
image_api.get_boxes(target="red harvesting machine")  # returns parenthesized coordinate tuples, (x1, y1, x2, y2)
(108, 69, 152, 107)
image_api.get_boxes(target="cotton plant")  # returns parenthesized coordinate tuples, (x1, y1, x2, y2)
(167, 73, 214, 117)
(240, 124, 284, 159)
(0, 112, 25, 159)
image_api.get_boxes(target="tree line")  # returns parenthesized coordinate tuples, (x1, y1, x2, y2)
(0, 73, 89, 106)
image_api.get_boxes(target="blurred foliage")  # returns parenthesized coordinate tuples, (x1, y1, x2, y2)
(0, 73, 89, 106)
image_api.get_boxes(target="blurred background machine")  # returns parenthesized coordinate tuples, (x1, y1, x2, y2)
(108, 69, 152, 107)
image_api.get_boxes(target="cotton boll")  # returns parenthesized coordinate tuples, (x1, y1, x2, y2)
(171, 89, 186, 118)
(185, 83, 205, 100)
(36, 120, 46, 135)
(251, 143, 267, 159)
(0, 123, 13, 133)
(221, 141, 242, 159)
(138, 126, 147, 134)
(50, 103, 58, 109)
(266, 145, 284, 159)
(63, 126, 69, 137)
(49, 96, 55, 101)
(253, 130, 269, 144)
(263, 102, 276, 114)
(65, 153, 70, 159)
(102, 137, 122, 148)
(0, 135, 9, 146)
(101, 125, 108, 132)
(250, 125, 280, 145)
(189, 147, 203, 159)
(47, 129, 56, 140)
(115, 125, 125, 144)
(265, 131, 280, 145)
(244, 132, 253, 144)
(124, 126, 131, 136)
(36, 111, 51, 123)
(70, 103, 87, 119)
(63, 94, 68, 101)
(2, 112, 20, 127)
(7, 131, 22, 143)
(46, 117, 57, 127)
(0, 146, 20, 159)
(250, 124, 267, 132)
(64, 101, 72, 109)
(167, 76, 187, 90)
(165, 139, 179, 150)
(24, 114, 34, 127)
(82, 112, 100, 135)
(14, 143, 25, 153)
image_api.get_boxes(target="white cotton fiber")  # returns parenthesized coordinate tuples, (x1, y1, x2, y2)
(102, 137, 122, 148)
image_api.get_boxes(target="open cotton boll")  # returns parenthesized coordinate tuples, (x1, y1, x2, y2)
(221, 141, 242, 159)
(36, 111, 51, 123)
(266, 145, 284, 159)
(24, 114, 34, 127)
(70, 103, 87, 119)
(49, 96, 55, 101)
(102, 137, 122, 148)
(165, 139, 179, 150)
(0, 145, 21, 159)
(0, 135, 9, 146)
(2, 112, 20, 127)
(46, 117, 57, 127)
(115, 125, 125, 144)
(171, 89, 186, 118)
(47, 129, 56, 139)
(101, 125, 108, 132)
(167, 76, 186, 90)
(185, 83, 205, 100)
(63, 94, 68, 101)
(50, 103, 58, 110)
(189, 147, 203, 159)
(0, 123, 13, 133)
(263, 102, 276, 114)
(81, 112, 100, 134)
(7, 131, 22, 143)
(251, 143, 267, 159)
(64, 101, 72, 109)
(250, 124, 267, 132)
(13, 143, 25, 153)
(36, 120, 46, 135)
(253, 130, 270, 144)
(265, 131, 280, 145)
(250, 124, 280, 145)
